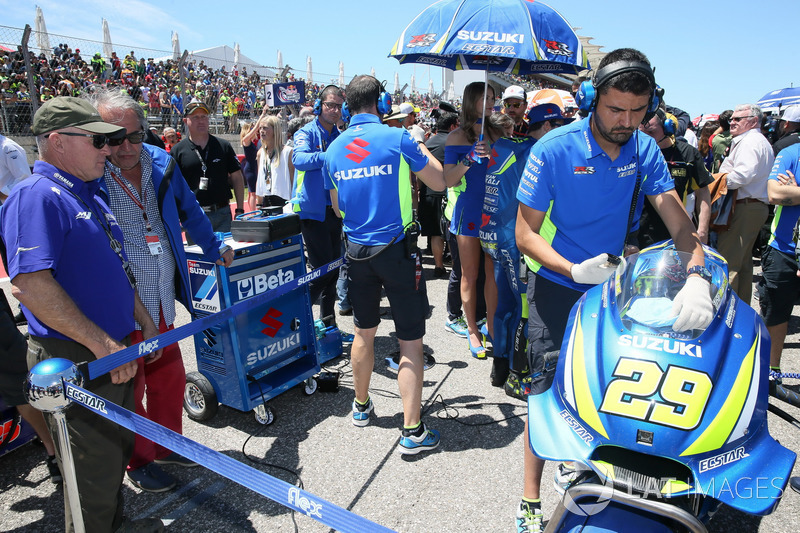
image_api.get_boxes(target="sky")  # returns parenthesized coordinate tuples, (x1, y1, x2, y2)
(3, 0, 798, 119)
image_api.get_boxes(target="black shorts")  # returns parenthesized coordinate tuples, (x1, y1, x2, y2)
(0, 312, 29, 406)
(757, 246, 800, 326)
(346, 240, 428, 340)
(418, 194, 445, 238)
(527, 271, 582, 387)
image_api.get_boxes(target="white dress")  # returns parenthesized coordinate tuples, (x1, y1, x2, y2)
(255, 145, 292, 201)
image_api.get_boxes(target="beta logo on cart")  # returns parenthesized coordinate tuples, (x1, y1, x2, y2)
(188, 260, 220, 313)
(237, 268, 295, 300)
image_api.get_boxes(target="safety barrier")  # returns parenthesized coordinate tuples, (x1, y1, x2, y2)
(26, 256, 396, 533)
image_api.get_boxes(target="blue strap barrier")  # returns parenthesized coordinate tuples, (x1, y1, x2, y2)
(63, 380, 395, 532)
(88, 257, 344, 380)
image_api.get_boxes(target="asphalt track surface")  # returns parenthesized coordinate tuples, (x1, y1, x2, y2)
(2, 253, 800, 532)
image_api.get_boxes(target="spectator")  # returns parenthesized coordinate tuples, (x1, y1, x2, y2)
(712, 109, 733, 173)
(501, 85, 528, 138)
(772, 105, 800, 155)
(717, 104, 774, 305)
(255, 115, 294, 206)
(240, 120, 261, 212)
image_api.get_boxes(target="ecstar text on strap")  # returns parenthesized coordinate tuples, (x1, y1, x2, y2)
(63, 381, 395, 532)
(87, 257, 344, 380)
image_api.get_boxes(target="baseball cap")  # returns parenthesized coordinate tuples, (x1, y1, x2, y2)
(184, 101, 210, 116)
(383, 105, 408, 123)
(399, 102, 420, 115)
(438, 101, 457, 113)
(31, 96, 125, 136)
(781, 105, 800, 123)
(502, 85, 526, 101)
(526, 103, 572, 125)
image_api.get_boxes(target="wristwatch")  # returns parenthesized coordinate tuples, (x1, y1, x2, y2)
(459, 156, 474, 167)
(219, 244, 233, 257)
(686, 265, 712, 282)
(234, 208, 245, 215)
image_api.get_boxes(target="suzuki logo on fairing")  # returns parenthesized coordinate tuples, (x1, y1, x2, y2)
(333, 165, 392, 181)
(457, 30, 524, 43)
(288, 487, 323, 518)
(618, 335, 702, 358)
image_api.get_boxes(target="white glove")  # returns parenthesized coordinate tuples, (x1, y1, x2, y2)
(671, 276, 714, 332)
(570, 254, 617, 285)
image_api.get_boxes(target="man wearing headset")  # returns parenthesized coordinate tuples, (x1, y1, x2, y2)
(323, 75, 453, 455)
(514, 48, 713, 533)
(291, 85, 345, 329)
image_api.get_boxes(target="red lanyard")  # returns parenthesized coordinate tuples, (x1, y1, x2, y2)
(110, 171, 153, 232)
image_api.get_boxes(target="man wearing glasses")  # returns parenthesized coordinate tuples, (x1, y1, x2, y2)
(170, 101, 246, 234)
(88, 89, 233, 493)
(291, 85, 347, 329)
(717, 104, 774, 305)
(0, 96, 164, 532)
(502, 85, 528, 138)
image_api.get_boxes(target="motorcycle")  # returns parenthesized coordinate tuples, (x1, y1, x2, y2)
(527, 241, 797, 532)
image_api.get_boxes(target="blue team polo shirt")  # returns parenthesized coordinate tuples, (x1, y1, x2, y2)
(1, 161, 135, 341)
(324, 113, 428, 246)
(516, 115, 674, 291)
(481, 136, 536, 248)
(768, 143, 800, 254)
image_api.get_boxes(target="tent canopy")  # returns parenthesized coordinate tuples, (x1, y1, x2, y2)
(154, 45, 275, 78)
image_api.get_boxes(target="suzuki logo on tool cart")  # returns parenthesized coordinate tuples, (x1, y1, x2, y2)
(260, 308, 284, 337)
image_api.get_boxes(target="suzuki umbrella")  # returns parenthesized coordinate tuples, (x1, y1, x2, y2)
(389, 0, 588, 138)
(757, 87, 800, 114)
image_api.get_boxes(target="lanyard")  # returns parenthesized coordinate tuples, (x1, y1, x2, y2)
(109, 170, 152, 232)
(192, 145, 207, 181)
(46, 174, 137, 290)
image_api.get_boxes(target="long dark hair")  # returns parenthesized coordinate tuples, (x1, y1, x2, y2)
(460, 81, 502, 144)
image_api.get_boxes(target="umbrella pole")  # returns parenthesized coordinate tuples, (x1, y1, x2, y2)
(480, 70, 488, 141)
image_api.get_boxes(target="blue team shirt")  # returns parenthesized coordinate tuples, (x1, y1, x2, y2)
(1, 161, 135, 341)
(481, 136, 536, 249)
(516, 115, 674, 291)
(292, 118, 340, 221)
(768, 143, 800, 254)
(324, 114, 428, 246)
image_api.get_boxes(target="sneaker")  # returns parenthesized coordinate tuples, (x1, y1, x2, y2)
(398, 423, 440, 455)
(115, 517, 165, 532)
(46, 454, 62, 484)
(444, 316, 468, 338)
(516, 500, 543, 533)
(554, 461, 580, 495)
(352, 398, 374, 427)
(341, 331, 355, 345)
(126, 463, 177, 493)
(155, 452, 198, 468)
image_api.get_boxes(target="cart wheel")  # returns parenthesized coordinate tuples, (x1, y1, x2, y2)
(184, 372, 218, 421)
(303, 377, 318, 396)
(254, 404, 275, 425)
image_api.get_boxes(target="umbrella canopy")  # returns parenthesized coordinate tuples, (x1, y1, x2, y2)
(35, 6, 51, 59)
(389, 0, 589, 75)
(757, 87, 800, 114)
(102, 18, 113, 59)
(692, 114, 719, 127)
(172, 31, 180, 61)
(306, 56, 313, 85)
(528, 88, 576, 112)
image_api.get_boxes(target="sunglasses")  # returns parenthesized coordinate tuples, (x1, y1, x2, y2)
(48, 131, 113, 150)
(504, 102, 523, 109)
(107, 131, 146, 146)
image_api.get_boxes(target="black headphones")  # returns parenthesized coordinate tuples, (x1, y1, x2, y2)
(313, 85, 340, 115)
(575, 60, 661, 114)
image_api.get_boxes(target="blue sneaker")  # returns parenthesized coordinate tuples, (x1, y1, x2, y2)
(398, 423, 440, 455)
(341, 331, 355, 345)
(444, 316, 468, 338)
(352, 398, 374, 427)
